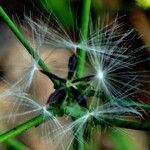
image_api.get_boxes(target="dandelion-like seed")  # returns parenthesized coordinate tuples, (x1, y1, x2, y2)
(96, 69, 104, 81)
(84, 17, 150, 104)
(0, 3, 150, 149)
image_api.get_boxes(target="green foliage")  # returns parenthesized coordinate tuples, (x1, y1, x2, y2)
(136, 0, 150, 9)
(38, 0, 74, 28)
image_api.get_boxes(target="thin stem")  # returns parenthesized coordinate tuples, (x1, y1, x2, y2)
(5, 138, 29, 150)
(76, 0, 91, 78)
(125, 101, 150, 110)
(0, 6, 61, 87)
(0, 4, 150, 148)
(0, 104, 150, 143)
(65, 105, 150, 131)
(97, 116, 150, 131)
(75, 1, 91, 149)
(0, 114, 46, 143)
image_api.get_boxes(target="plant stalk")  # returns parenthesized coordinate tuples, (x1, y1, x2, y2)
(0, 104, 150, 143)
(0, 114, 46, 143)
(0, 6, 61, 87)
(76, 0, 91, 78)
(74, 0, 91, 149)
(5, 138, 29, 150)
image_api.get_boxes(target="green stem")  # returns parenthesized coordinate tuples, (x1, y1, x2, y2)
(0, 5, 150, 148)
(0, 6, 61, 87)
(65, 105, 150, 131)
(0, 105, 150, 143)
(125, 101, 150, 110)
(96, 116, 150, 131)
(76, 0, 91, 78)
(87, 90, 150, 110)
(0, 114, 46, 143)
(5, 138, 29, 150)
(74, 0, 91, 149)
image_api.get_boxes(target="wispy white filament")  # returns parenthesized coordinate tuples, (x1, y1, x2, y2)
(0, 11, 149, 150)
(45, 102, 142, 150)
(85, 19, 150, 104)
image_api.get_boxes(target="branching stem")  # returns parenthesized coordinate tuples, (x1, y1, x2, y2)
(0, 4, 150, 149)
(0, 105, 150, 143)
(0, 6, 61, 87)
